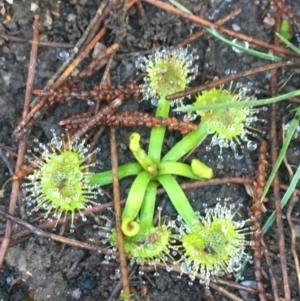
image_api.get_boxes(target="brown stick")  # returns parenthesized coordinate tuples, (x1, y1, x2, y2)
(33, 83, 141, 103)
(72, 43, 121, 83)
(167, 60, 295, 101)
(61, 111, 197, 134)
(0, 201, 118, 244)
(79, 1, 111, 52)
(0, 15, 40, 269)
(249, 140, 268, 301)
(0, 209, 105, 253)
(110, 127, 131, 297)
(133, 0, 147, 21)
(13, 26, 108, 139)
(70, 96, 124, 142)
(56, 27, 108, 86)
(172, 176, 252, 191)
(261, 238, 279, 301)
(0, 33, 74, 48)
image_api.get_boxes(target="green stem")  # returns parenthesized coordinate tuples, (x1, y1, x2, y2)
(148, 97, 170, 162)
(157, 161, 211, 180)
(157, 174, 200, 228)
(89, 163, 142, 186)
(121, 171, 153, 237)
(139, 181, 158, 231)
(162, 124, 209, 162)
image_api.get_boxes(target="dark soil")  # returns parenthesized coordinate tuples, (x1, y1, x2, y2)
(0, 0, 300, 300)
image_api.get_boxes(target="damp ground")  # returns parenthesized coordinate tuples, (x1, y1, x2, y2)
(0, 0, 300, 300)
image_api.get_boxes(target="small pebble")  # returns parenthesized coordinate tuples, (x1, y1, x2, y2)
(295, 225, 300, 238)
(239, 280, 257, 301)
(6, 275, 14, 285)
(67, 13, 76, 22)
(216, 162, 224, 170)
(43, 10, 53, 27)
(77, 274, 97, 290)
(120, 143, 127, 151)
(72, 288, 82, 300)
(1, 71, 11, 86)
(263, 16, 275, 27)
(232, 23, 241, 31)
(92, 42, 106, 59)
(16, 55, 26, 62)
(30, 3, 39, 12)
(2, 46, 10, 54)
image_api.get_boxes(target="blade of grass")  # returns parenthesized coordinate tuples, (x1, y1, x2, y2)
(263, 165, 300, 234)
(168, 0, 191, 13)
(206, 27, 282, 62)
(260, 107, 300, 202)
(173, 89, 300, 112)
(276, 32, 300, 55)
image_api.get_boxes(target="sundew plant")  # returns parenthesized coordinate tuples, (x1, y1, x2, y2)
(176, 203, 251, 286)
(91, 46, 252, 284)
(20, 45, 255, 285)
(92, 47, 215, 265)
(162, 86, 260, 164)
(23, 135, 100, 228)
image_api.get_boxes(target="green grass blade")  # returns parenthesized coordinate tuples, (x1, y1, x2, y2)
(260, 107, 300, 202)
(276, 32, 300, 55)
(168, 0, 191, 13)
(206, 28, 282, 62)
(174, 89, 300, 112)
(263, 164, 300, 234)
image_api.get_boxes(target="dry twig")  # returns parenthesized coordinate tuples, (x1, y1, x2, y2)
(167, 61, 295, 101)
(0, 209, 105, 253)
(0, 15, 40, 269)
(110, 127, 131, 298)
(249, 140, 268, 301)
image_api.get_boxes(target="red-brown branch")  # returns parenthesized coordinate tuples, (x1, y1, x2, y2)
(0, 15, 40, 269)
(249, 140, 268, 301)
